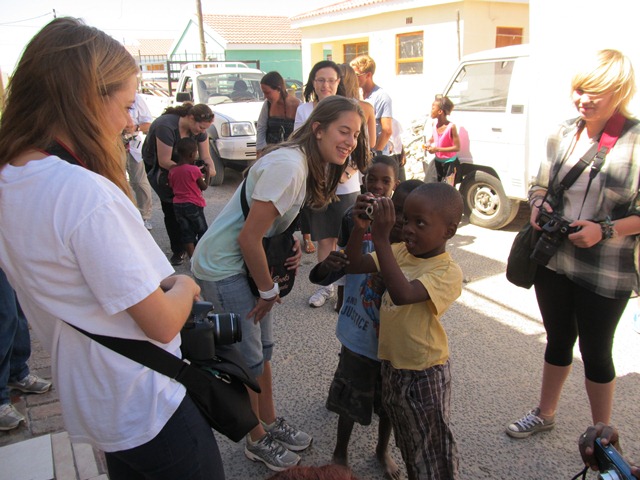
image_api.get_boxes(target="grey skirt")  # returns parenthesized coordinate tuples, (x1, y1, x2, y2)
(305, 192, 358, 241)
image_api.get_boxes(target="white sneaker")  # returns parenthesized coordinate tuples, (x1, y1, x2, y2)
(143, 220, 153, 230)
(0, 403, 25, 431)
(309, 284, 336, 308)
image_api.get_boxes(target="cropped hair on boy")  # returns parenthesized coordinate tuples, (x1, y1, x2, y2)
(412, 182, 463, 224)
(176, 137, 198, 159)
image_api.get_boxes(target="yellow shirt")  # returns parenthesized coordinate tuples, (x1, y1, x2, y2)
(371, 244, 462, 371)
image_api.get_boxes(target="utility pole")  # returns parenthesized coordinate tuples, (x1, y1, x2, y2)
(196, 0, 206, 61)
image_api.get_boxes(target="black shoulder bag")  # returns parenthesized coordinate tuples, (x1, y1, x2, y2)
(66, 322, 260, 442)
(239, 179, 298, 298)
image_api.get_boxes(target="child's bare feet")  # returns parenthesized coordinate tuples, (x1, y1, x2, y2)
(377, 448, 401, 479)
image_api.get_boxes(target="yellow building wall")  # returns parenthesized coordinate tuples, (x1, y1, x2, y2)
(296, 0, 528, 124)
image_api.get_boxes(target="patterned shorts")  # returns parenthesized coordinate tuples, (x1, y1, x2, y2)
(381, 360, 459, 480)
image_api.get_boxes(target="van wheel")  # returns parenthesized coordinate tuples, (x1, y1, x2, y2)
(209, 144, 225, 186)
(459, 171, 519, 229)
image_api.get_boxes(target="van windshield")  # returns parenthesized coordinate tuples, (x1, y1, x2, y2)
(446, 60, 514, 112)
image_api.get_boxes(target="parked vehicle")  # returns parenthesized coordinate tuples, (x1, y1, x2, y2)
(141, 61, 266, 185)
(425, 44, 532, 229)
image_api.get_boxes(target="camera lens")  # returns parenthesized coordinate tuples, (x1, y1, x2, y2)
(210, 313, 242, 345)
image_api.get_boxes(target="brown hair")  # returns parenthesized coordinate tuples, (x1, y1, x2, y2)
(338, 64, 360, 100)
(261, 71, 288, 102)
(284, 96, 369, 208)
(163, 102, 214, 122)
(302, 60, 346, 102)
(0, 17, 138, 196)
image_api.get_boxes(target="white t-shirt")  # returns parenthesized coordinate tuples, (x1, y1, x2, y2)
(294, 102, 314, 131)
(129, 93, 154, 162)
(192, 147, 308, 282)
(0, 157, 182, 452)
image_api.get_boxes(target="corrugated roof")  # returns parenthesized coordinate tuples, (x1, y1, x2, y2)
(124, 39, 174, 57)
(291, 0, 389, 21)
(202, 14, 301, 45)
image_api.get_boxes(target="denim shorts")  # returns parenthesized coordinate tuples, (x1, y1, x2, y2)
(196, 274, 273, 376)
(173, 203, 207, 244)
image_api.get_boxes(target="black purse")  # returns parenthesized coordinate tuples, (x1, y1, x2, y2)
(240, 179, 297, 298)
(67, 323, 260, 442)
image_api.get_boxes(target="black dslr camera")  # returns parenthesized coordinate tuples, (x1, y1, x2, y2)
(180, 301, 242, 361)
(530, 210, 581, 266)
(594, 438, 635, 480)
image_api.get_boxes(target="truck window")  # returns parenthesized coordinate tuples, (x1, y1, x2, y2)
(446, 60, 514, 112)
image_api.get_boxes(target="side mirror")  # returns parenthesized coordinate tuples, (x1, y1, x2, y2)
(176, 92, 192, 103)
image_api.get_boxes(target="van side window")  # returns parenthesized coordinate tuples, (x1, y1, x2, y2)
(446, 60, 514, 112)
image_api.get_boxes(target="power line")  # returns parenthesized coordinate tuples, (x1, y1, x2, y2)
(0, 12, 53, 26)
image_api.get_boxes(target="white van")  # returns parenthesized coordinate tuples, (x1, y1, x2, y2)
(435, 44, 532, 229)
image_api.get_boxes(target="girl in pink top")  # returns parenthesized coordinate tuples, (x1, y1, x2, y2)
(426, 95, 460, 185)
(168, 137, 210, 258)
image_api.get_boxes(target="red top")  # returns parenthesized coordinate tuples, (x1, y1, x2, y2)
(168, 164, 206, 207)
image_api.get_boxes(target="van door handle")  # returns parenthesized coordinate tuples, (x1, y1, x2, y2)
(492, 127, 502, 132)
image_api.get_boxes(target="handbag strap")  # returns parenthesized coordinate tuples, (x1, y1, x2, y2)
(65, 323, 187, 379)
(240, 179, 250, 220)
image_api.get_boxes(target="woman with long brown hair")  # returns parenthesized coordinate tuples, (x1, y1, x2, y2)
(192, 95, 369, 473)
(0, 18, 224, 479)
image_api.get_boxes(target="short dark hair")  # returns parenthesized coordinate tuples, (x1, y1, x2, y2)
(411, 182, 463, 225)
(394, 179, 424, 197)
(370, 155, 399, 179)
(176, 137, 198, 160)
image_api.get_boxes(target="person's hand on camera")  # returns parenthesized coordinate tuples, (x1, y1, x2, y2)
(529, 193, 553, 231)
(352, 193, 376, 229)
(568, 220, 602, 248)
(579, 423, 640, 478)
(370, 197, 395, 244)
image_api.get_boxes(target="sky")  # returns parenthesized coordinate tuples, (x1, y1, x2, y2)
(0, 0, 335, 75)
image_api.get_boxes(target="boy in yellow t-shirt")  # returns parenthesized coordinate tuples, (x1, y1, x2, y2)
(345, 182, 463, 480)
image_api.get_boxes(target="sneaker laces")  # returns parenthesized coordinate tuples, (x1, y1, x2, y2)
(259, 432, 288, 457)
(514, 410, 545, 430)
(273, 417, 298, 438)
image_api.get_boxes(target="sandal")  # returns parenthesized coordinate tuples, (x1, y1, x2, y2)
(303, 235, 315, 254)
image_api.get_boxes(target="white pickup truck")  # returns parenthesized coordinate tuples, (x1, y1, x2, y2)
(141, 62, 266, 185)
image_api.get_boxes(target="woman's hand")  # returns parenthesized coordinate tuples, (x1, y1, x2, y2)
(529, 195, 553, 230)
(247, 296, 281, 324)
(568, 220, 602, 248)
(285, 236, 302, 272)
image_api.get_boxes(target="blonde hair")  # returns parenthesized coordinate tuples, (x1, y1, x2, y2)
(0, 17, 138, 196)
(571, 49, 636, 118)
(350, 55, 376, 75)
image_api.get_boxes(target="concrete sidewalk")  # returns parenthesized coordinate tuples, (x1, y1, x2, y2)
(0, 334, 107, 480)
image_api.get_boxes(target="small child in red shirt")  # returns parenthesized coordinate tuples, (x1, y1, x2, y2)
(168, 137, 210, 258)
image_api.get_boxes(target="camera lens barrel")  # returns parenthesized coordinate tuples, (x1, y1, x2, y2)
(210, 313, 242, 345)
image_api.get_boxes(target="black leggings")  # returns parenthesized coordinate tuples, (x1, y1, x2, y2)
(534, 267, 628, 383)
(161, 201, 185, 256)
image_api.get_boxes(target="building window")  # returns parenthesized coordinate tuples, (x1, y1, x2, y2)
(344, 42, 368, 64)
(397, 32, 423, 75)
(496, 27, 523, 48)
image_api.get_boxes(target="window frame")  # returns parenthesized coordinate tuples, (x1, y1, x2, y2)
(396, 31, 424, 75)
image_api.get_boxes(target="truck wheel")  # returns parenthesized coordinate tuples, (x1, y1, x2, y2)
(209, 145, 225, 186)
(459, 171, 519, 229)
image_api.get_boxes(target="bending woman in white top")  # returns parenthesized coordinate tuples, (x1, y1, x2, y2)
(0, 18, 224, 479)
(192, 95, 369, 472)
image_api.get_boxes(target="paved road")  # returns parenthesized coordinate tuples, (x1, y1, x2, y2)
(2, 167, 639, 479)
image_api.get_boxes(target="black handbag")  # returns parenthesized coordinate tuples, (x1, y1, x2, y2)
(147, 164, 174, 203)
(67, 324, 260, 442)
(240, 179, 297, 298)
